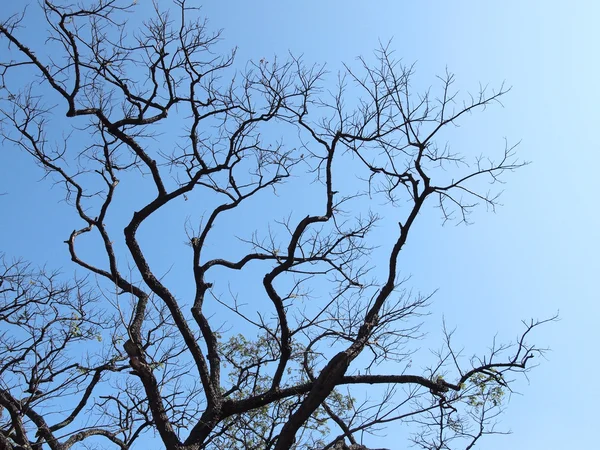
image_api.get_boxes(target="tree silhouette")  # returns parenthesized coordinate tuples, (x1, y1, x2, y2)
(0, 1, 553, 449)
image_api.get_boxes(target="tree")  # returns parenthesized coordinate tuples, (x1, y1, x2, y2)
(0, 1, 553, 449)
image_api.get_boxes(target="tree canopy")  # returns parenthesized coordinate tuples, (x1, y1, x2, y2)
(0, 1, 552, 449)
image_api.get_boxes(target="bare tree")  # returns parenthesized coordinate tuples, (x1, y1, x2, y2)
(0, 1, 553, 449)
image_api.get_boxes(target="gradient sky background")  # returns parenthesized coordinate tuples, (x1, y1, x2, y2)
(1, 1, 599, 449)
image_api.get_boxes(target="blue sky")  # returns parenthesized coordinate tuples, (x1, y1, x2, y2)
(1, 1, 598, 448)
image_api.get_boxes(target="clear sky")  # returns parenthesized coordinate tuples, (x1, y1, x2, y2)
(1, 1, 598, 449)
